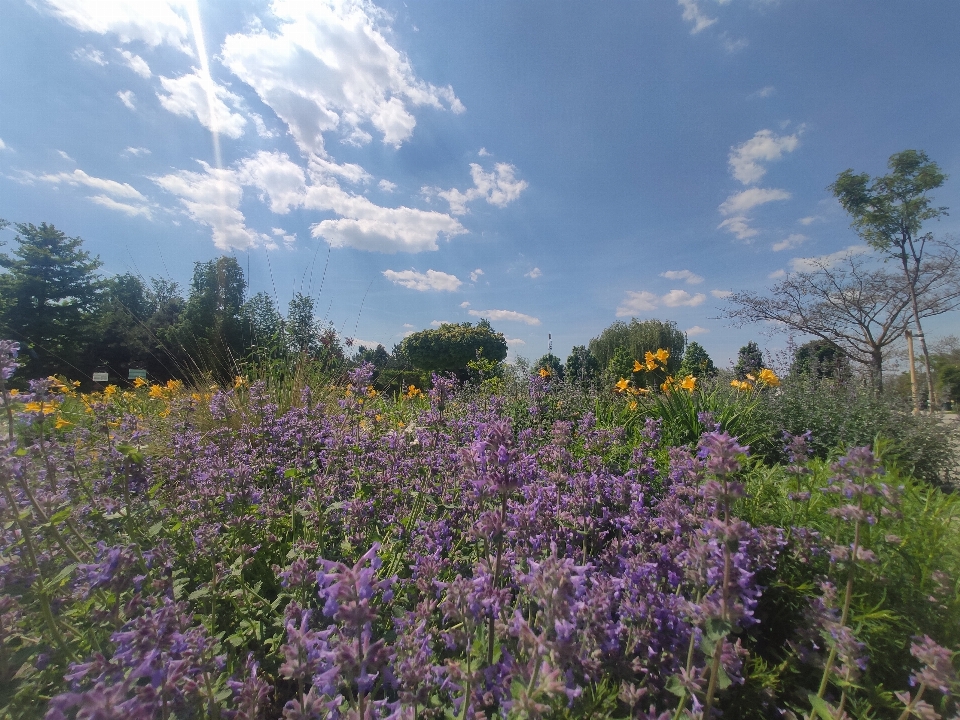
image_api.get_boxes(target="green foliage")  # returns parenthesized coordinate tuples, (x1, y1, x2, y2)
(565, 345, 601, 386)
(735, 341, 764, 380)
(0, 222, 102, 377)
(680, 340, 717, 378)
(589, 318, 685, 375)
(791, 338, 849, 380)
(399, 319, 507, 372)
(534, 352, 564, 380)
(604, 346, 634, 385)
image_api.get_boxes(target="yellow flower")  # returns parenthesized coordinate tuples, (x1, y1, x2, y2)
(159, 408, 170, 418)
(8, 389, 18, 397)
(149, 384, 165, 399)
(234, 375, 247, 389)
(375, 414, 383, 422)
(165, 379, 183, 392)
(730, 379, 753, 391)
(133, 377, 148, 388)
(397, 421, 405, 428)
(404, 385, 422, 399)
(759, 368, 780, 387)
(654, 348, 670, 363)
(54, 417, 72, 429)
(633, 360, 644, 373)
(538, 367, 551, 378)
(629, 401, 638, 411)
(745, 373, 756, 382)
(367, 387, 378, 397)
(103, 384, 118, 397)
(636, 387, 650, 395)
(644, 351, 658, 371)
(614, 377, 630, 393)
(680, 376, 696, 393)
(72, 381, 81, 387)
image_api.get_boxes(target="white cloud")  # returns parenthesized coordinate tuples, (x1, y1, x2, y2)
(749, 86, 776, 99)
(39, 168, 145, 200)
(798, 215, 821, 226)
(717, 215, 758, 241)
(470, 268, 483, 282)
(469, 309, 541, 326)
(220, 0, 463, 155)
(772, 233, 806, 252)
(678, 0, 717, 34)
(383, 269, 462, 292)
(616, 288, 705, 316)
(686, 325, 709, 336)
(719, 187, 792, 216)
(768, 269, 786, 279)
(88, 194, 152, 218)
(158, 70, 247, 139)
(525, 267, 542, 279)
(237, 151, 306, 213)
(39, 0, 193, 54)
(250, 113, 277, 139)
(478, 147, 491, 157)
(721, 33, 748, 53)
(402, 323, 414, 328)
(728, 129, 800, 185)
(789, 245, 870, 273)
(0, 139, 7, 151)
(122, 146, 150, 157)
(72, 45, 107, 65)
(433, 163, 527, 215)
(616, 291, 659, 316)
(271, 227, 285, 236)
(429, 320, 449, 327)
(378, 179, 397, 192)
(661, 269, 703, 284)
(506, 337, 526, 346)
(153, 161, 268, 251)
(117, 90, 136, 110)
(310, 204, 463, 254)
(57, 150, 75, 162)
(460, 301, 470, 308)
(662, 289, 706, 307)
(711, 289, 732, 299)
(118, 49, 151, 78)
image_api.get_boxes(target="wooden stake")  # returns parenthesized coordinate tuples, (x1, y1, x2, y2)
(906, 329, 919, 415)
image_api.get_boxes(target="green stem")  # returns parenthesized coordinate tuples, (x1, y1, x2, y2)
(897, 682, 927, 720)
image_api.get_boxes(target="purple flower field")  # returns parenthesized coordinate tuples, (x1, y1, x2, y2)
(0, 358, 958, 719)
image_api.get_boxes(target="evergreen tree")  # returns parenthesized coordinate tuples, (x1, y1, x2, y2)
(734, 341, 764, 380)
(534, 353, 564, 380)
(0, 222, 102, 377)
(86, 273, 153, 376)
(791, 338, 849, 380)
(679, 340, 717, 378)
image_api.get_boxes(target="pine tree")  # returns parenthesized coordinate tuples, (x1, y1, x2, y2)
(0, 222, 102, 377)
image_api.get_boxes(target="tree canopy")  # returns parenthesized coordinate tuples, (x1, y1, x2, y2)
(589, 319, 685, 377)
(399, 320, 507, 373)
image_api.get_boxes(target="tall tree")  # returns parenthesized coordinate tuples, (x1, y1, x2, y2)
(400, 320, 508, 374)
(831, 150, 948, 406)
(680, 340, 717, 378)
(588, 319, 685, 376)
(177, 256, 247, 380)
(721, 251, 960, 390)
(565, 345, 601, 385)
(0, 222, 102, 377)
(734, 342, 765, 380)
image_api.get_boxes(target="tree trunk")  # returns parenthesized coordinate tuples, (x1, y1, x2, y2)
(898, 248, 937, 410)
(872, 349, 884, 394)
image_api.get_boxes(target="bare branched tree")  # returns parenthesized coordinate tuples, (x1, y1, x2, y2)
(721, 247, 960, 391)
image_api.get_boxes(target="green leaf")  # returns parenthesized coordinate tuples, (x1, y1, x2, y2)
(51, 563, 77, 585)
(808, 693, 839, 720)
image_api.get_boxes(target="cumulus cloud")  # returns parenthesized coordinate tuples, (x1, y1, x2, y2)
(685, 325, 709, 336)
(0, 138, 7, 151)
(57, 150, 75, 162)
(468, 309, 540, 326)
(616, 289, 705, 316)
(158, 70, 247, 139)
(506, 337, 526, 346)
(378, 179, 397, 192)
(525, 267, 542, 279)
(661, 269, 703, 284)
(470, 269, 483, 282)
(789, 245, 870, 273)
(678, 0, 717, 33)
(116, 90, 136, 110)
(383, 269, 462, 292)
(729, 129, 800, 185)
(433, 163, 527, 215)
(478, 147, 491, 157)
(768, 269, 786, 279)
(39, 0, 193, 54)
(73, 45, 107, 65)
(460, 301, 470, 308)
(118, 49, 151, 78)
(710, 289, 732, 299)
(153, 161, 267, 250)
(719, 187, 792, 216)
(798, 215, 821, 226)
(772, 233, 806, 252)
(220, 0, 463, 155)
(122, 146, 151, 157)
(250, 113, 277, 139)
(717, 216, 757, 241)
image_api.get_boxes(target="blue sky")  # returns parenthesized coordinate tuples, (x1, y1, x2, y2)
(2, 0, 959, 366)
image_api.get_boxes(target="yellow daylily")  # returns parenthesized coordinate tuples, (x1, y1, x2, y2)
(133, 377, 148, 388)
(103, 384, 118, 397)
(8, 389, 18, 397)
(759, 368, 780, 387)
(644, 351, 658, 371)
(25, 401, 56, 414)
(166, 379, 183, 392)
(680, 376, 696, 393)
(614, 377, 630, 393)
(367, 387, 378, 397)
(654, 348, 670, 363)
(404, 385, 422, 399)
(730, 379, 753, 391)
(234, 375, 247, 389)
(629, 401, 638, 410)
(149, 384, 165, 399)
(538, 367, 552, 378)
(745, 373, 756, 382)
(660, 375, 676, 393)
(633, 360, 644, 373)
(54, 417, 72, 429)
